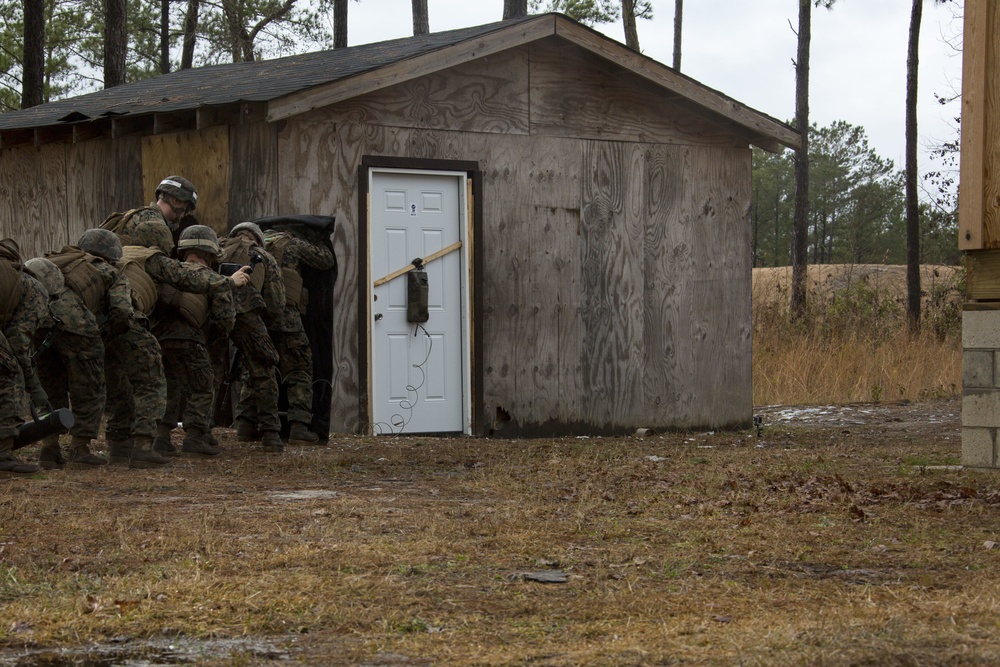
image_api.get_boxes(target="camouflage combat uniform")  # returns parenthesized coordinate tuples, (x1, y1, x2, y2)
(216, 229, 285, 450)
(4, 273, 54, 410)
(0, 330, 26, 447)
(38, 245, 132, 465)
(104, 222, 235, 464)
(155, 261, 235, 447)
(263, 230, 335, 443)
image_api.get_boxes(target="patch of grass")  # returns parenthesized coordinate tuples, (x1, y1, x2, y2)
(1, 405, 995, 665)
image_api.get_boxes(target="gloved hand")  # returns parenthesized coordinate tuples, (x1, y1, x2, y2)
(30, 387, 48, 410)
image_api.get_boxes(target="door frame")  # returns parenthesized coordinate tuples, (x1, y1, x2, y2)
(357, 156, 483, 435)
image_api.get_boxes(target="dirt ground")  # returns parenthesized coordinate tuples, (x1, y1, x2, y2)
(5, 396, 1000, 667)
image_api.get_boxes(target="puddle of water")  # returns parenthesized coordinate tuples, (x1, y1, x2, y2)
(0, 637, 288, 667)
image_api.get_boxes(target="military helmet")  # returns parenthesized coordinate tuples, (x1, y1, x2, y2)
(178, 224, 221, 258)
(229, 221, 265, 246)
(24, 257, 65, 297)
(155, 175, 198, 211)
(130, 220, 175, 254)
(78, 228, 123, 263)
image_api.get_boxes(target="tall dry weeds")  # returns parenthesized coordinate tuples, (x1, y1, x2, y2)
(753, 264, 962, 406)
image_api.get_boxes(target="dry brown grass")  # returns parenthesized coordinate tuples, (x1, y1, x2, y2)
(2, 404, 1000, 666)
(753, 264, 963, 406)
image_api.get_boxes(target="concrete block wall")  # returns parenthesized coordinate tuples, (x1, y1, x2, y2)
(963, 309, 1000, 468)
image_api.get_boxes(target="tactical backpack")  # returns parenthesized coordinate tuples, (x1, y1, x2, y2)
(118, 246, 162, 316)
(99, 208, 145, 239)
(46, 247, 106, 314)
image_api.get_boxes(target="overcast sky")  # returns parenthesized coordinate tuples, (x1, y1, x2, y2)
(346, 1, 964, 177)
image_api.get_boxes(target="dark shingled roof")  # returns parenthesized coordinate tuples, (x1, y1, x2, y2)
(0, 15, 539, 131)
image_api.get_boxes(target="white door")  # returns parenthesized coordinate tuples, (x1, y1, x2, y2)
(369, 169, 469, 434)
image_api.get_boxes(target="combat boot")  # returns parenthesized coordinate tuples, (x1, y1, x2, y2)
(153, 423, 178, 456)
(0, 436, 41, 476)
(205, 430, 220, 448)
(261, 431, 284, 453)
(129, 436, 171, 468)
(235, 420, 260, 442)
(38, 435, 66, 470)
(66, 436, 108, 469)
(106, 438, 133, 466)
(181, 429, 221, 457)
(287, 423, 320, 446)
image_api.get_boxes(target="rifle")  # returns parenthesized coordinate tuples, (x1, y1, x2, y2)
(213, 346, 243, 427)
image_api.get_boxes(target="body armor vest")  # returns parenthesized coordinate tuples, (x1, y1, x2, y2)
(46, 248, 105, 314)
(265, 234, 304, 310)
(119, 246, 162, 316)
(159, 284, 210, 328)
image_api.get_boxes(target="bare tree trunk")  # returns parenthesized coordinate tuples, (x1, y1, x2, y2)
(334, 0, 348, 48)
(412, 0, 429, 35)
(672, 0, 682, 69)
(104, 0, 127, 87)
(21, 0, 44, 108)
(503, 0, 527, 19)
(622, 0, 640, 51)
(790, 0, 811, 320)
(159, 0, 171, 74)
(904, 0, 923, 332)
(181, 0, 200, 69)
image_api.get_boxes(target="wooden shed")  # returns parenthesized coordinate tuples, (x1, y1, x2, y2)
(0, 13, 798, 437)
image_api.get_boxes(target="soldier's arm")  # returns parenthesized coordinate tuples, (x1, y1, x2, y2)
(261, 255, 286, 316)
(146, 254, 222, 294)
(207, 284, 236, 338)
(294, 237, 335, 271)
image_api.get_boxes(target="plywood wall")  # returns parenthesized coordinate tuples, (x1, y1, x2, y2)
(0, 138, 143, 260)
(280, 104, 752, 433)
(142, 125, 230, 236)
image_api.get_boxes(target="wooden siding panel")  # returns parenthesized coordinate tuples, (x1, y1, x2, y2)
(229, 122, 279, 225)
(530, 39, 742, 148)
(959, 0, 989, 249)
(580, 140, 647, 426)
(640, 144, 686, 424)
(528, 137, 584, 425)
(142, 126, 230, 235)
(321, 49, 529, 136)
(681, 145, 752, 427)
(0, 144, 69, 259)
(67, 138, 143, 245)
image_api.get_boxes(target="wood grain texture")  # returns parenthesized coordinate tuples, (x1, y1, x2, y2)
(530, 40, 742, 148)
(142, 126, 230, 234)
(228, 122, 279, 226)
(320, 49, 529, 136)
(268, 16, 556, 121)
(984, 2, 1000, 248)
(0, 144, 68, 259)
(960, 0, 988, 250)
(67, 137, 143, 247)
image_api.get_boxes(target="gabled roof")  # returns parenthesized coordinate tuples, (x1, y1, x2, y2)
(0, 14, 799, 152)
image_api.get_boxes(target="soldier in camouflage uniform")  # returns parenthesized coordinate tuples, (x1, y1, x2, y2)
(0, 240, 50, 475)
(215, 222, 285, 452)
(104, 220, 249, 466)
(262, 228, 335, 444)
(38, 229, 133, 468)
(111, 175, 199, 248)
(154, 225, 241, 457)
